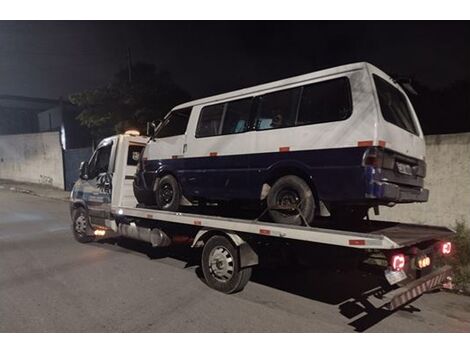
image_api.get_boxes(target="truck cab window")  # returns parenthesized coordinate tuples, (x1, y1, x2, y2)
(156, 107, 192, 138)
(88, 143, 112, 179)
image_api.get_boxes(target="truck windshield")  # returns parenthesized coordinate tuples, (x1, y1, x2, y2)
(374, 74, 418, 136)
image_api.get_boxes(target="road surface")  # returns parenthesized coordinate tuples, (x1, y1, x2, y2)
(1, 189, 469, 332)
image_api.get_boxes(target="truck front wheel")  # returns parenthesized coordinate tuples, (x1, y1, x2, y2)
(201, 235, 252, 294)
(71, 207, 95, 243)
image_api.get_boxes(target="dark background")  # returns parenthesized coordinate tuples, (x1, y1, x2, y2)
(0, 21, 468, 134)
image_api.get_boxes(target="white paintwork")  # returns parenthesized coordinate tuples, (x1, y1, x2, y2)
(144, 62, 425, 163)
(111, 134, 148, 209)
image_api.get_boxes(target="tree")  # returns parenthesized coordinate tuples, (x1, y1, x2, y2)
(69, 62, 191, 140)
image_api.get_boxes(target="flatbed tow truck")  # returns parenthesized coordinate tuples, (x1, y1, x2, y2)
(70, 133, 454, 311)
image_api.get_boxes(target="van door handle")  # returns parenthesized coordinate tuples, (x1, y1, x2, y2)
(183, 143, 188, 154)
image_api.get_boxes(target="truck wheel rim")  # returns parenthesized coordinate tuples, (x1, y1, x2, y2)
(75, 215, 87, 234)
(208, 246, 234, 282)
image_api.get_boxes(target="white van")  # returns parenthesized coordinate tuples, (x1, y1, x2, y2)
(134, 62, 428, 225)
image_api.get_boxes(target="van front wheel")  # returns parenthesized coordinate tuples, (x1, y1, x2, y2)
(267, 175, 315, 226)
(155, 174, 181, 211)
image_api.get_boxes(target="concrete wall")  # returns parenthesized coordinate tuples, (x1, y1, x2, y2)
(372, 133, 470, 227)
(0, 131, 64, 189)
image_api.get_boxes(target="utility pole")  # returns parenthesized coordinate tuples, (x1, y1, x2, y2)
(127, 47, 133, 84)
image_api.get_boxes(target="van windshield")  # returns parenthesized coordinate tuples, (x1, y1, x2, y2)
(373, 75, 418, 136)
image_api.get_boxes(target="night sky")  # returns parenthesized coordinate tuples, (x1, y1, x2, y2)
(0, 21, 469, 128)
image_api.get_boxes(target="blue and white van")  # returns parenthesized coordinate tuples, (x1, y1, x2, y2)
(134, 62, 429, 225)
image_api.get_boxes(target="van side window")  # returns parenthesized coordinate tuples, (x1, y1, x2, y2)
(197, 98, 252, 137)
(297, 77, 352, 126)
(256, 87, 301, 130)
(221, 98, 252, 135)
(196, 104, 225, 137)
(156, 107, 192, 138)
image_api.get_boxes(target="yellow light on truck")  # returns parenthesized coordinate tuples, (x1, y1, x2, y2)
(417, 256, 431, 269)
(124, 130, 140, 136)
(94, 229, 106, 236)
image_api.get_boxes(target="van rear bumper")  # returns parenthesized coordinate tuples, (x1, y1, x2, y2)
(368, 180, 429, 203)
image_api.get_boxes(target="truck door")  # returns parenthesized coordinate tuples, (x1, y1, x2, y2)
(82, 138, 115, 227)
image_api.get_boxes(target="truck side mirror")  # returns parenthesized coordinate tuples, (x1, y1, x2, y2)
(79, 161, 89, 180)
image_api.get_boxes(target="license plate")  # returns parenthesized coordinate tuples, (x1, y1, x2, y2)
(385, 269, 407, 285)
(396, 162, 413, 175)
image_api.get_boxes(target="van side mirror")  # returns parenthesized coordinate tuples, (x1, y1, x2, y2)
(79, 161, 89, 180)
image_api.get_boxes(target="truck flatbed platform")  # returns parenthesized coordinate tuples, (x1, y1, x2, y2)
(112, 205, 454, 250)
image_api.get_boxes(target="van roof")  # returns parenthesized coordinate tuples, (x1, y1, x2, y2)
(173, 62, 375, 110)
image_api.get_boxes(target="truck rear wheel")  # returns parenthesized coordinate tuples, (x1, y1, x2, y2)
(267, 175, 315, 226)
(201, 235, 252, 294)
(71, 207, 95, 243)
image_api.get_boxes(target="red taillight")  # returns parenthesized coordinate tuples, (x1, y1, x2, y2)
(362, 148, 384, 168)
(391, 254, 405, 271)
(442, 242, 452, 255)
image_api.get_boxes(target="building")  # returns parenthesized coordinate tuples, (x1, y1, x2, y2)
(0, 95, 93, 190)
(0, 95, 92, 149)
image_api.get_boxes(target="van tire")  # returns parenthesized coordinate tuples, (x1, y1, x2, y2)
(71, 207, 95, 243)
(267, 175, 315, 225)
(201, 235, 252, 294)
(155, 174, 181, 211)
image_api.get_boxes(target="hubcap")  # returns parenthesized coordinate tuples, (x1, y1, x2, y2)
(209, 246, 234, 282)
(277, 188, 301, 210)
(75, 215, 87, 235)
(159, 183, 174, 204)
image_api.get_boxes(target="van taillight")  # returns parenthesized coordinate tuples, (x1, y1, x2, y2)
(391, 254, 405, 271)
(362, 148, 384, 168)
(441, 242, 452, 255)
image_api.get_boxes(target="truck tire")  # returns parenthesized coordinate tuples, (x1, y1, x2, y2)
(71, 207, 95, 243)
(267, 175, 315, 225)
(201, 235, 252, 294)
(155, 174, 181, 211)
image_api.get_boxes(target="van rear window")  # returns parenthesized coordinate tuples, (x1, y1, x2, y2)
(373, 75, 418, 135)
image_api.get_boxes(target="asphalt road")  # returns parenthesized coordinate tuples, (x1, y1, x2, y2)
(1, 189, 470, 332)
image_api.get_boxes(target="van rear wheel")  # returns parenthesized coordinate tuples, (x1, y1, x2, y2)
(267, 175, 315, 226)
(155, 174, 181, 211)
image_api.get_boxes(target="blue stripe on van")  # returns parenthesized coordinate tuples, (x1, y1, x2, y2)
(139, 147, 372, 203)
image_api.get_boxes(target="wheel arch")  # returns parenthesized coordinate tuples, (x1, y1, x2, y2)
(152, 166, 179, 191)
(192, 229, 258, 269)
(264, 162, 320, 204)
